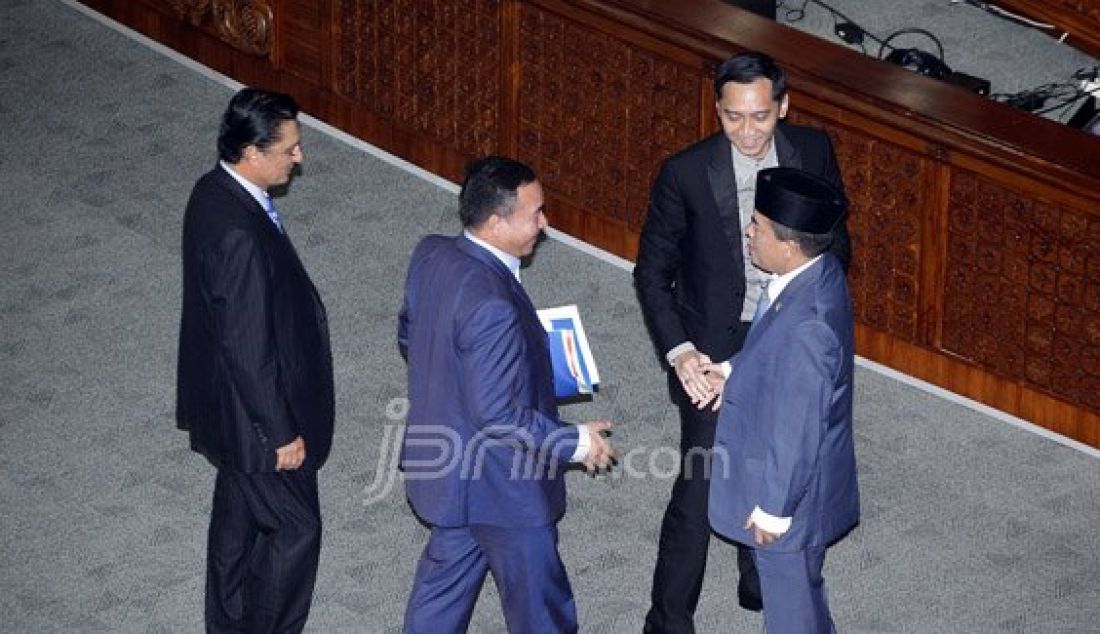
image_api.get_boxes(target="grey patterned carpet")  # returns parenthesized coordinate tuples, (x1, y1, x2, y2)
(2, 1, 1099, 632)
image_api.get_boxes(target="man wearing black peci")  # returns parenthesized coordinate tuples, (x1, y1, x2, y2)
(634, 51, 850, 633)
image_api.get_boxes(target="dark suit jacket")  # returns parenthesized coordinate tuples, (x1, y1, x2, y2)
(397, 234, 580, 528)
(708, 254, 859, 552)
(177, 165, 334, 473)
(634, 124, 848, 400)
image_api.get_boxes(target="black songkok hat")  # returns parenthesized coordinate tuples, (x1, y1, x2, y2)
(754, 167, 846, 235)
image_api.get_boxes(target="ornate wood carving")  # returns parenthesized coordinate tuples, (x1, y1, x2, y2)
(211, 0, 273, 56)
(155, 0, 272, 55)
(335, 0, 364, 99)
(943, 170, 1100, 411)
(334, 0, 501, 158)
(792, 112, 926, 344)
(516, 4, 702, 232)
(163, 0, 210, 25)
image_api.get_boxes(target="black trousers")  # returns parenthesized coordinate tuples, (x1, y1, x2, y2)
(205, 468, 322, 634)
(645, 346, 759, 633)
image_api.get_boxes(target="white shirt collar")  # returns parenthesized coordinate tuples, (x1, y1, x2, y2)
(764, 253, 823, 303)
(219, 160, 269, 210)
(464, 229, 521, 282)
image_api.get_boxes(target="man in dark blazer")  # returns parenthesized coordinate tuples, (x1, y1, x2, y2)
(706, 166, 859, 633)
(398, 156, 615, 633)
(177, 88, 334, 633)
(634, 51, 850, 633)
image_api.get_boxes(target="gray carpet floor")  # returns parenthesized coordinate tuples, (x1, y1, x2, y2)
(2, 1, 1100, 632)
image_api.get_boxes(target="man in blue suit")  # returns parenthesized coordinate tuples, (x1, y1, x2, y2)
(703, 167, 859, 633)
(398, 156, 616, 633)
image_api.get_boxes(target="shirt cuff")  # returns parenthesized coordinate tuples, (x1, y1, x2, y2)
(665, 341, 696, 367)
(569, 423, 590, 462)
(751, 506, 792, 535)
(719, 360, 732, 378)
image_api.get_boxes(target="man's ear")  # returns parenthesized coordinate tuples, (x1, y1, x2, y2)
(778, 94, 790, 119)
(481, 212, 503, 237)
(782, 238, 802, 260)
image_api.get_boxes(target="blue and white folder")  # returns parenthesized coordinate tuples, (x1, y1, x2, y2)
(537, 304, 601, 399)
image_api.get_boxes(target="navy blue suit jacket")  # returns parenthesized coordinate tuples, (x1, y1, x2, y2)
(708, 254, 859, 552)
(177, 166, 334, 472)
(398, 234, 580, 528)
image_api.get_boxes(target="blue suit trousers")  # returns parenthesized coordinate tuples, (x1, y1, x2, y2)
(754, 545, 834, 634)
(403, 524, 577, 633)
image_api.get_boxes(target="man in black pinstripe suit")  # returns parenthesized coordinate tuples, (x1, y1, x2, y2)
(177, 88, 334, 633)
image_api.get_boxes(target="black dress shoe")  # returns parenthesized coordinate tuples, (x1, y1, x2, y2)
(738, 591, 763, 612)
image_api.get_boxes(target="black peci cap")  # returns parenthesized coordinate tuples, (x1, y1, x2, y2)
(754, 167, 846, 234)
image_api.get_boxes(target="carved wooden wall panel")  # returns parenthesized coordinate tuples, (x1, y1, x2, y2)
(943, 170, 1100, 411)
(334, 0, 501, 159)
(211, 0, 273, 56)
(791, 112, 926, 344)
(516, 4, 703, 233)
(162, 0, 210, 25)
(146, 0, 273, 55)
(278, 1, 324, 82)
(76, 0, 1100, 446)
(335, 0, 367, 101)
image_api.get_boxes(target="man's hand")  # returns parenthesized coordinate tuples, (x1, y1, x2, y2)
(674, 350, 714, 406)
(744, 515, 780, 546)
(696, 362, 728, 411)
(275, 436, 306, 471)
(583, 420, 617, 474)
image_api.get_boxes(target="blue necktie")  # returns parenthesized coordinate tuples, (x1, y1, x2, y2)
(264, 194, 284, 233)
(750, 285, 771, 332)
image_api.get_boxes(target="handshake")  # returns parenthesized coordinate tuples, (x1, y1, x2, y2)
(577, 348, 724, 476)
(673, 349, 728, 412)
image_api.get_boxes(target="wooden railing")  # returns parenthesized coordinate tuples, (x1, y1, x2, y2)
(76, 0, 1100, 448)
(995, 0, 1100, 59)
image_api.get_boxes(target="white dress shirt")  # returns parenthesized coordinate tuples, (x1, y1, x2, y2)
(219, 161, 281, 231)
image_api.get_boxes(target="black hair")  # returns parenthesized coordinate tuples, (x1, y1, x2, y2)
(713, 51, 787, 102)
(216, 88, 300, 163)
(772, 222, 835, 258)
(458, 156, 537, 228)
